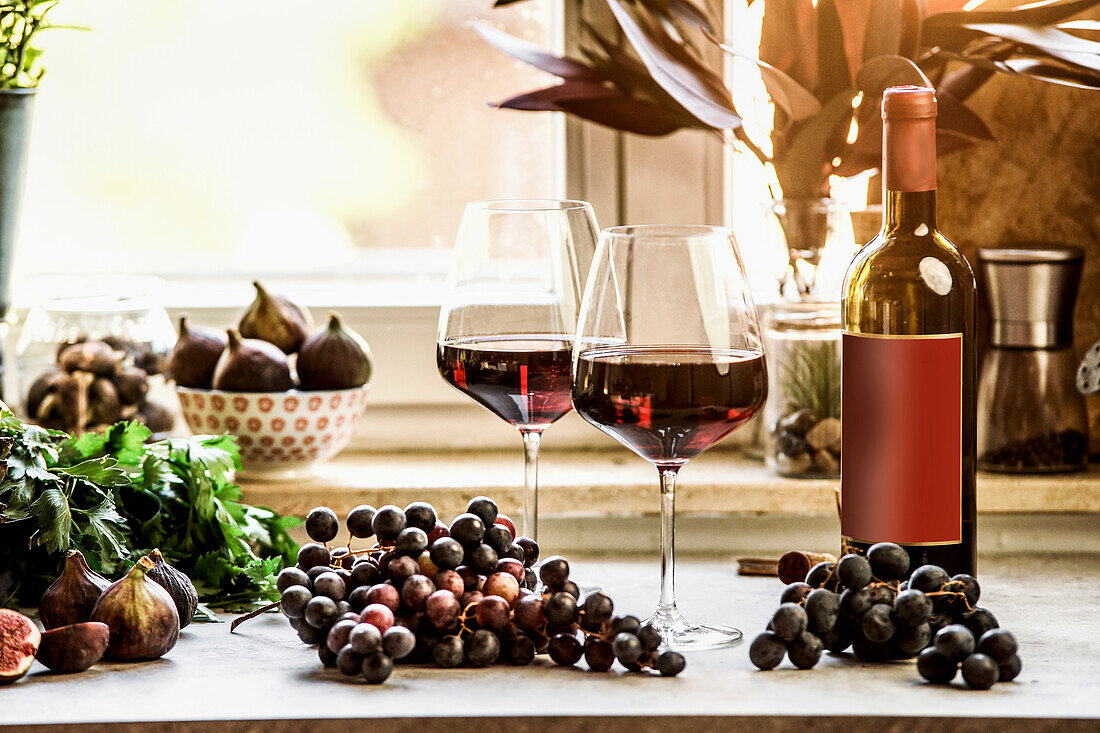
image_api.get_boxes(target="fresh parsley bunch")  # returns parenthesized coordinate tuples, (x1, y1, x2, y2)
(0, 411, 300, 613)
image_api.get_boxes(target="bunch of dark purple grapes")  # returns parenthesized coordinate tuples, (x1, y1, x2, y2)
(276, 496, 685, 684)
(750, 542, 1022, 690)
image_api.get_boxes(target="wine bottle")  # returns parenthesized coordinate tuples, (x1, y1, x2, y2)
(840, 86, 977, 576)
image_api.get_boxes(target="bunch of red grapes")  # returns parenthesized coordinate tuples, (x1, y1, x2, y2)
(750, 542, 1022, 690)
(276, 496, 685, 684)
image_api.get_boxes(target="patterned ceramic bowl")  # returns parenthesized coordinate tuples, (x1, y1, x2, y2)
(176, 386, 369, 476)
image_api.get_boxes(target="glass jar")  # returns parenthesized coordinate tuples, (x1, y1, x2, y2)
(764, 198, 856, 302)
(764, 301, 842, 478)
(977, 247, 1087, 473)
(15, 276, 178, 437)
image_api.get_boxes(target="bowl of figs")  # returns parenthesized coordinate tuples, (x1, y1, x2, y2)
(169, 282, 371, 477)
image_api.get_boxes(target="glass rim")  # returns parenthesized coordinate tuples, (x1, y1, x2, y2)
(602, 224, 736, 240)
(29, 274, 166, 312)
(465, 198, 594, 213)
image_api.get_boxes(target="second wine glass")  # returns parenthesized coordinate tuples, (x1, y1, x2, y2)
(437, 200, 599, 541)
(572, 225, 768, 650)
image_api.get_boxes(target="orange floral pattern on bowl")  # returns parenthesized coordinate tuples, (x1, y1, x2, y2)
(177, 385, 369, 474)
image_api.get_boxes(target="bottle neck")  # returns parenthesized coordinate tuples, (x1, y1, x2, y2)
(884, 189, 936, 232)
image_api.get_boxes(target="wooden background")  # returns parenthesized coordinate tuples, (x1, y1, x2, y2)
(936, 66, 1100, 454)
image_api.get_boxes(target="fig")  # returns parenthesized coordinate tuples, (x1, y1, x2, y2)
(212, 330, 295, 392)
(238, 281, 313, 354)
(35, 622, 110, 673)
(59, 341, 118, 377)
(91, 555, 180, 661)
(145, 549, 198, 629)
(113, 365, 150, 405)
(25, 368, 67, 417)
(0, 609, 40, 685)
(166, 316, 228, 389)
(39, 549, 111, 630)
(297, 313, 373, 390)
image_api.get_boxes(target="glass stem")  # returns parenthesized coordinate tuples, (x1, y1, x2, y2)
(521, 430, 541, 542)
(657, 466, 679, 616)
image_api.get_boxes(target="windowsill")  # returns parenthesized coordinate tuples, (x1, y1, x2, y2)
(237, 449, 1100, 555)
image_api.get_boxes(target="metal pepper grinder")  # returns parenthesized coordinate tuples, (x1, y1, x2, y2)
(977, 247, 1088, 473)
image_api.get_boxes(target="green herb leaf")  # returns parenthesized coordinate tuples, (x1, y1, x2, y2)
(57, 458, 131, 487)
(32, 487, 72, 554)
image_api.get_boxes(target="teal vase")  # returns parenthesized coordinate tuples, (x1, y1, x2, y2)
(0, 88, 35, 400)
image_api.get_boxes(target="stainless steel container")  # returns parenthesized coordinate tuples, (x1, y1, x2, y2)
(977, 247, 1087, 473)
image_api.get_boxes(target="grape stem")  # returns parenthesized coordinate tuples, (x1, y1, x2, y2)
(230, 600, 281, 632)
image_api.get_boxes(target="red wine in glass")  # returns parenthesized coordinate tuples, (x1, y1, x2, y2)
(437, 334, 574, 431)
(573, 345, 768, 465)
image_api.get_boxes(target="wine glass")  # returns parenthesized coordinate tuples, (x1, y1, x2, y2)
(572, 225, 768, 650)
(437, 200, 599, 542)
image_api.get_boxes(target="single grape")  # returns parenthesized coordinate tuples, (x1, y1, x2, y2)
(909, 565, 950, 594)
(403, 501, 437, 532)
(297, 542, 331, 570)
(297, 623, 324, 645)
(548, 632, 583, 666)
(400, 574, 436, 611)
(346, 504, 376, 538)
(826, 618, 854, 653)
(319, 644, 339, 668)
(434, 635, 465, 667)
(637, 624, 662, 653)
(515, 536, 540, 568)
(867, 542, 909, 580)
(483, 572, 520, 604)
(780, 582, 813, 605)
(561, 580, 581, 599)
(364, 583, 400, 612)
(387, 555, 419, 584)
(432, 569, 464, 597)
(839, 587, 872, 619)
(469, 543, 499, 574)
(277, 567, 311, 593)
(961, 652, 999, 690)
(348, 622, 382, 655)
(928, 612, 952, 637)
(582, 592, 615, 625)
(896, 622, 932, 656)
(280, 585, 312, 618)
(394, 527, 429, 557)
(331, 644, 359, 674)
(506, 633, 537, 666)
(583, 637, 615, 672)
(934, 624, 976, 663)
(611, 615, 641, 636)
(305, 506, 340, 543)
(805, 561, 837, 590)
(375, 551, 395, 577)
(501, 543, 526, 564)
(460, 590, 484, 608)
(372, 505, 407, 543)
(361, 651, 394, 684)
(612, 632, 643, 665)
(424, 589, 461, 631)
(326, 618, 358, 653)
(540, 556, 571, 589)
(475, 596, 512, 631)
(545, 591, 579, 626)
(998, 654, 1022, 682)
(837, 554, 872, 590)
(917, 647, 958, 684)
(428, 537, 464, 571)
(484, 525, 514, 555)
(450, 513, 486, 545)
(805, 589, 840, 633)
(514, 595, 547, 630)
(381, 625, 416, 661)
(771, 603, 809, 642)
(426, 520, 450, 544)
(313, 572, 346, 602)
(466, 629, 501, 666)
(851, 627, 890, 662)
(749, 631, 786, 670)
(977, 629, 1018, 664)
(866, 584, 897, 606)
(894, 589, 933, 627)
(494, 558, 526, 584)
(950, 573, 981, 605)
(350, 560, 380, 587)
(466, 496, 498, 526)
(861, 604, 896, 643)
(304, 595, 339, 630)
(962, 607, 999, 640)
(360, 603, 395, 633)
(786, 631, 823, 669)
(656, 650, 686, 677)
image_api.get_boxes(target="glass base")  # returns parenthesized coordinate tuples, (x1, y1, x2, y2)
(644, 609, 742, 652)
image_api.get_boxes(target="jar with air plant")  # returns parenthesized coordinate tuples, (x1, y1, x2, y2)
(764, 302, 842, 478)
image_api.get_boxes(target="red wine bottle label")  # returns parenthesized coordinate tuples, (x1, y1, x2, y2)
(841, 332, 962, 545)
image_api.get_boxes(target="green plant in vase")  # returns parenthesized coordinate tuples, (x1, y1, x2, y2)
(481, 0, 1100, 296)
(0, 0, 59, 88)
(773, 338, 842, 476)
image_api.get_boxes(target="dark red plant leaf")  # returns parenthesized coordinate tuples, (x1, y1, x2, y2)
(607, 0, 742, 129)
(963, 23, 1100, 74)
(704, 29, 822, 121)
(1004, 57, 1100, 87)
(856, 54, 933, 93)
(493, 0, 526, 5)
(647, 0, 719, 34)
(833, 0, 875, 82)
(493, 81, 616, 112)
(774, 89, 857, 197)
(473, 23, 604, 82)
(817, 0, 856, 100)
(924, 0, 1100, 39)
(863, 0, 903, 60)
(900, 0, 923, 60)
(937, 42, 1014, 100)
(760, 0, 819, 90)
(935, 86, 994, 141)
(557, 95, 695, 135)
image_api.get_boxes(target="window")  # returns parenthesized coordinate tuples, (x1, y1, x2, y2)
(16, 0, 563, 301)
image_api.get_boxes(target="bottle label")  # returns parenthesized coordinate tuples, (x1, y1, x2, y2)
(841, 332, 962, 545)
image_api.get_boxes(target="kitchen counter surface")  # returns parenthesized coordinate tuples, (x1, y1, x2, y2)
(3, 554, 1097, 733)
